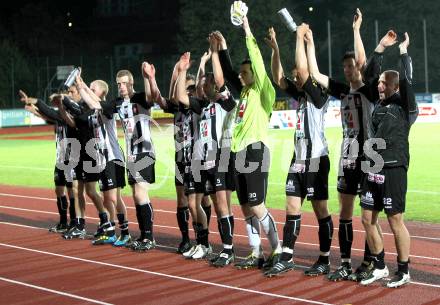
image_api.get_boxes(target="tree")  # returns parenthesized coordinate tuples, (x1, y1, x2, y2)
(0, 40, 32, 109)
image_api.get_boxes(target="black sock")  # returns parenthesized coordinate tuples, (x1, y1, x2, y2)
(229, 215, 234, 235)
(76, 217, 85, 230)
(397, 260, 409, 274)
(56, 196, 68, 224)
(364, 240, 372, 262)
(193, 222, 202, 244)
(98, 212, 108, 226)
(135, 204, 146, 237)
(138, 203, 154, 240)
(103, 221, 115, 236)
(198, 228, 209, 247)
(69, 197, 76, 224)
(318, 215, 333, 253)
(339, 219, 353, 260)
(218, 216, 233, 254)
(177, 207, 190, 242)
(372, 249, 386, 269)
(117, 213, 129, 236)
(203, 204, 211, 227)
(280, 215, 301, 262)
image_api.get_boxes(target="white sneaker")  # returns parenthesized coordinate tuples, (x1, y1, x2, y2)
(182, 245, 198, 258)
(191, 244, 212, 259)
(386, 271, 410, 288)
(360, 266, 389, 285)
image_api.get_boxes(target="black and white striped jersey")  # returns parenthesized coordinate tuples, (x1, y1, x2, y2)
(189, 88, 236, 169)
(35, 99, 77, 166)
(102, 92, 154, 162)
(164, 99, 187, 164)
(284, 77, 329, 161)
(102, 113, 124, 162)
(328, 79, 377, 159)
(74, 106, 107, 170)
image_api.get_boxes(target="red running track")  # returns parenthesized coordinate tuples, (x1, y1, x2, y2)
(0, 185, 439, 305)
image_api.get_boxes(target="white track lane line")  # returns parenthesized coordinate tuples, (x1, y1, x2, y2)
(1, 204, 439, 263)
(1, 192, 439, 242)
(0, 242, 334, 305)
(0, 276, 114, 305)
(2, 221, 440, 290)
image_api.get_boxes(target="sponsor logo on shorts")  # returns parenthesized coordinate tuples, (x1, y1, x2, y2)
(286, 179, 295, 192)
(337, 177, 347, 189)
(383, 197, 392, 209)
(368, 173, 385, 184)
(248, 192, 257, 201)
(361, 191, 374, 205)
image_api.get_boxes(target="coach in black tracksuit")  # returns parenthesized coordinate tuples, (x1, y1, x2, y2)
(359, 32, 418, 288)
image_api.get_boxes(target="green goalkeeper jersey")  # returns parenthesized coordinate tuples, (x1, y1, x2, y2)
(231, 35, 275, 153)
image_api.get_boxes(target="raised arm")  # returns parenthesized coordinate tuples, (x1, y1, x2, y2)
(19, 90, 62, 123)
(176, 52, 191, 107)
(142, 62, 154, 106)
(196, 49, 211, 98)
(398, 33, 418, 124)
(168, 60, 179, 103)
(305, 29, 329, 89)
(214, 31, 242, 93)
(353, 8, 366, 70)
(55, 98, 76, 128)
(264, 27, 288, 89)
(242, 16, 267, 89)
(209, 33, 224, 89)
(143, 62, 168, 109)
(296, 23, 310, 87)
(363, 30, 397, 90)
(75, 74, 102, 110)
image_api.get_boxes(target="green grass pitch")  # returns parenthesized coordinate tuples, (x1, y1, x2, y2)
(0, 123, 438, 223)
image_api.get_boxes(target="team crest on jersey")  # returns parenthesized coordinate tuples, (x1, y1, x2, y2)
(210, 106, 216, 116)
(132, 104, 138, 115)
(354, 94, 362, 107)
(236, 99, 247, 123)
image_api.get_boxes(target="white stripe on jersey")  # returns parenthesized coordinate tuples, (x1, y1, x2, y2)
(294, 95, 329, 160)
(102, 113, 124, 162)
(118, 99, 154, 160)
(55, 123, 69, 165)
(340, 91, 375, 158)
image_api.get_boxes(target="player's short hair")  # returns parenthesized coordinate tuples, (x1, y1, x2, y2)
(116, 70, 134, 83)
(91, 80, 109, 97)
(342, 51, 356, 62)
(241, 58, 252, 66)
(383, 70, 400, 87)
(186, 73, 196, 82)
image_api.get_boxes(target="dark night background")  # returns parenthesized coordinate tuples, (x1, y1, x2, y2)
(0, 0, 439, 107)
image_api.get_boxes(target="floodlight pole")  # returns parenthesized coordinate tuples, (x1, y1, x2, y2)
(327, 20, 332, 78)
(423, 19, 429, 93)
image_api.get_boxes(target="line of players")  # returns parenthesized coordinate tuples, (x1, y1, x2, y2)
(19, 8, 416, 288)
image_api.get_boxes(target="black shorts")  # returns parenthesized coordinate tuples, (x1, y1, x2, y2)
(74, 158, 102, 183)
(360, 167, 407, 215)
(126, 152, 156, 185)
(234, 142, 270, 206)
(285, 156, 330, 200)
(54, 166, 74, 188)
(183, 167, 205, 195)
(99, 160, 126, 191)
(175, 161, 185, 187)
(337, 158, 363, 195)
